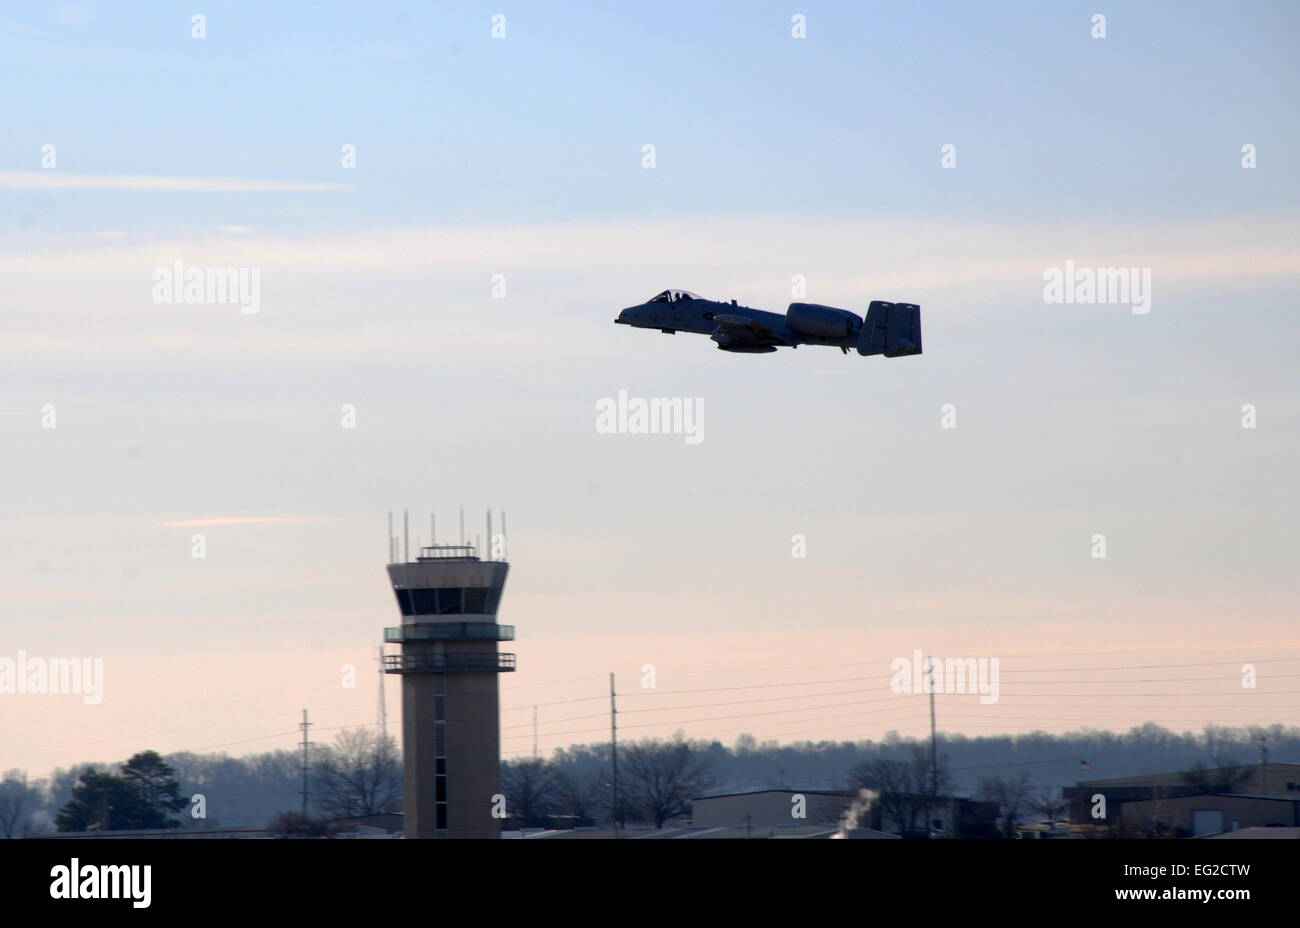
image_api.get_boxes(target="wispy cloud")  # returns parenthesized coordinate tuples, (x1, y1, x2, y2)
(0, 172, 350, 192)
(152, 517, 340, 528)
(1, 216, 1295, 290)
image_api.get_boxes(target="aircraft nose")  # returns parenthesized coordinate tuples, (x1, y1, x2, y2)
(615, 306, 638, 324)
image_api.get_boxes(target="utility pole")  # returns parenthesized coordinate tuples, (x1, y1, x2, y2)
(532, 704, 538, 759)
(1259, 734, 1269, 792)
(928, 656, 939, 834)
(299, 708, 313, 818)
(610, 672, 620, 835)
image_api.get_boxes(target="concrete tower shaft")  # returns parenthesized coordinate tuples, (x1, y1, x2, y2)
(384, 543, 514, 839)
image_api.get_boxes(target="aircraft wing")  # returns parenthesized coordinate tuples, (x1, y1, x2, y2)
(710, 314, 789, 350)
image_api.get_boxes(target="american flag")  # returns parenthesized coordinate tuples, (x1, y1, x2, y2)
(1080, 760, 1093, 771)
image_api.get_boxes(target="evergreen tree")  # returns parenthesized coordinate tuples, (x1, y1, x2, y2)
(56, 750, 186, 832)
(121, 750, 186, 824)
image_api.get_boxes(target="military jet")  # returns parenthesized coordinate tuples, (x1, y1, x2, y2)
(614, 289, 922, 356)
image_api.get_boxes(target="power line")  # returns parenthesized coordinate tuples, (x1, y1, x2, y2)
(17, 655, 1299, 771)
(501, 693, 606, 712)
(503, 681, 1300, 739)
(8, 701, 379, 758)
(637, 645, 1300, 676)
(502, 711, 607, 731)
(610, 658, 1300, 698)
(496, 656, 1300, 721)
(512, 685, 1300, 730)
(504, 702, 936, 741)
(502, 674, 609, 690)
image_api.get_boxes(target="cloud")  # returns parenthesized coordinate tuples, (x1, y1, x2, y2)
(0, 172, 351, 192)
(152, 517, 340, 528)
(2, 216, 1296, 290)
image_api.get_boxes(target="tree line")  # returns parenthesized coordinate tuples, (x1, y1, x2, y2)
(1, 722, 1294, 835)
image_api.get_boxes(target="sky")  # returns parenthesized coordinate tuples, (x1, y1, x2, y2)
(1, 2, 1298, 777)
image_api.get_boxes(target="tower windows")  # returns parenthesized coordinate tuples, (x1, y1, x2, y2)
(434, 675, 448, 834)
(393, 586, 498, 616)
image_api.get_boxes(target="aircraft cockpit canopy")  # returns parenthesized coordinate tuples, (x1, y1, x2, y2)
(648, 289, 703, 303)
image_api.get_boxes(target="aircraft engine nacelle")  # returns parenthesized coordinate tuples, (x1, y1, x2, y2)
(786, 303, 862, 339)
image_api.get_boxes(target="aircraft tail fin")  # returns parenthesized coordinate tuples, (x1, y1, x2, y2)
(858, 301, 922, 357)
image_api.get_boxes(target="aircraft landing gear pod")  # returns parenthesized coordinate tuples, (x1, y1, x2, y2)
(858, 301, 922, 357)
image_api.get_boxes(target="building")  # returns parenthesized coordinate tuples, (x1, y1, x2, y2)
(383, 524, 514, 839)
(1203, 826, 1300, 840)
(691, 789, 850, 830)
(504, 824, 899, 839)
(1119, 794, 1300, 837)
(689, 788, 995, 838)
(871, 794, 998, 838)
(1063, 763, 1300, 836)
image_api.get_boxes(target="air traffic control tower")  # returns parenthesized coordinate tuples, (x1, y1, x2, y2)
(383, 514, 513, 839)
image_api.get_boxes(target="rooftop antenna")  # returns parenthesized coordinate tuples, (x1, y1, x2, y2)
(487, 509, 493, 561)
(502, 510, 507, 560)
(387, 511, 394, 563)
(403, 509, 410, 563)
(459, 506, 465, 546)
(430, 513, 436, 549)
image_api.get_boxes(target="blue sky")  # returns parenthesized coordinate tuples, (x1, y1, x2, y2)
(3, 1, 1297, 232)
(1, 2, 1297, 772)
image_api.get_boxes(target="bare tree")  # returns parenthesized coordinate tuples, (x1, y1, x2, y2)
(0, 770, 40, 838)
(500, 758, 557, 827)
(1181, 761, 1251, 795)
(848, 758, 914, 833)
(1028, 787, 1069, 825)
(848, 747, 952, 835)
(551, 767, 605, 826)
(622, 733, 716, 827)
(312, 729, 401, 819)
(977, 771, 1034, 838)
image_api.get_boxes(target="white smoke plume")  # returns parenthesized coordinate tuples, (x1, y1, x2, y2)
(832, 788, 878, 839)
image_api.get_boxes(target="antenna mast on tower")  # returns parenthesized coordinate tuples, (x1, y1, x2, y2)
(377, 645, 388, 734)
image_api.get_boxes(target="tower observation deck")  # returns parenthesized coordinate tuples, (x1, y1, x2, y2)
(384, 536, 513, 839)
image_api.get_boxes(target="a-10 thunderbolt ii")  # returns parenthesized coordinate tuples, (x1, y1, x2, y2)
(614, 289, 922, 357)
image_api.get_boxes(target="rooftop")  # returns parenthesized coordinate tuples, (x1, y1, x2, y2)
(415, 544, 480, 561)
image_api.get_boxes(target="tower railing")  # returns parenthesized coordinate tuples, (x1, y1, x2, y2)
(383, 652, 516, 674)
(384, 623, 514, 643)
(415, 544, 479, 561)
